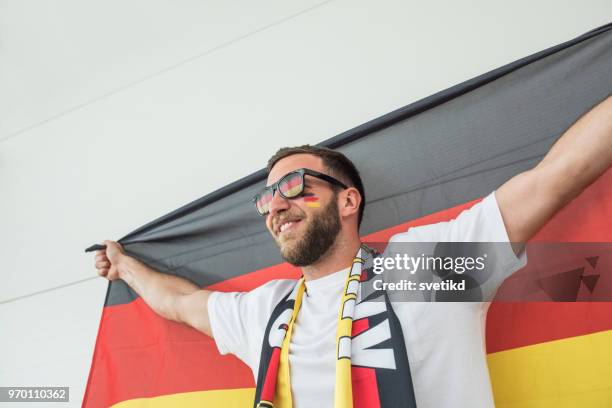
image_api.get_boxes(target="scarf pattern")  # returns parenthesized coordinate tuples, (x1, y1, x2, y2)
(254, 245, 417, 408)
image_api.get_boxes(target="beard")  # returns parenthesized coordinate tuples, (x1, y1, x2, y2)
(277, 195, 341, 267)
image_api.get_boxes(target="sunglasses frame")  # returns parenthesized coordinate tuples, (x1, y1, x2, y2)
(251, 168, 349, 216)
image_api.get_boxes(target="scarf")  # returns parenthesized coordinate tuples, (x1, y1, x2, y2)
(253, 245, 417, 408)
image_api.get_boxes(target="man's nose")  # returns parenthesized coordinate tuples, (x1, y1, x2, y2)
(268, 189, 290, 217)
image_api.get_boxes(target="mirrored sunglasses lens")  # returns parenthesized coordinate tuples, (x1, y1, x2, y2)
(256, 190, 273, 215)
(278, 173, 303, 198)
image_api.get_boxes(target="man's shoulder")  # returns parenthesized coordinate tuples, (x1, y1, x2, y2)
(388, 192, 499, 243)
(389, 221, 451, 243)
(210, 278, 298, 311)
(232, 278, 298, 304)
(251, 278, 298, 294)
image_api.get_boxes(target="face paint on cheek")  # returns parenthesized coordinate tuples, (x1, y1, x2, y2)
(302, 193, 321, 208)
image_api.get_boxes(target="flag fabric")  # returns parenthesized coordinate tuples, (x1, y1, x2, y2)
(83, 23, 612, 408)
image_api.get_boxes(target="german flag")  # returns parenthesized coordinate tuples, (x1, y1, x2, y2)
(83, 23, 612, 407)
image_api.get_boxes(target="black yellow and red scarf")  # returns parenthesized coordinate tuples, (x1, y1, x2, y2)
(253, 245, 417, 408)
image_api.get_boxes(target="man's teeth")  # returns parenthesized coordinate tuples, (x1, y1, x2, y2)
(280, 222, 294, 233)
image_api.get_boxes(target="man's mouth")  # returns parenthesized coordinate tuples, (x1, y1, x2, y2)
(277, 219, 302, 235)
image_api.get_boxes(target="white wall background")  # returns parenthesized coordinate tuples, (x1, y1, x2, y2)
(1, 0, 610, 406)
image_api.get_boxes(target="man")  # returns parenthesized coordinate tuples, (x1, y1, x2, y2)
(95, 95, 612, 407)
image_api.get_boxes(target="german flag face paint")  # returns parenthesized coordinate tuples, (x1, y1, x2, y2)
(302, 193, 321, 208)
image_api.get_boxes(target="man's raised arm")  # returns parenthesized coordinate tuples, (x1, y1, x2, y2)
(95, 240, 213, 337)
(496, 95, 612, 245)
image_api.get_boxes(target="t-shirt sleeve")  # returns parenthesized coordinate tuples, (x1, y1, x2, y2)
(386, 191, 526, 300)
(207, 280, 294, 374)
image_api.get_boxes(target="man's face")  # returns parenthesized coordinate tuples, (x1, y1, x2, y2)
(265, 154, 342, 266)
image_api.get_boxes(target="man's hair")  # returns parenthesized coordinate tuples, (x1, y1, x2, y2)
(267, 145, 366, 227)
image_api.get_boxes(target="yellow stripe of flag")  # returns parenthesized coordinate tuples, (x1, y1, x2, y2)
(488, 329, 612, 408)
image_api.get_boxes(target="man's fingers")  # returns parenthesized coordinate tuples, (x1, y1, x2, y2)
(94, 244, 114, 279)
(103, 240, 123, 250)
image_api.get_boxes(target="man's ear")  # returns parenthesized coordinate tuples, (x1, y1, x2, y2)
(340, 187, 361, 218)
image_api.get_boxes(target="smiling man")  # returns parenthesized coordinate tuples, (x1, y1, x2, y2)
(263, 153, 363, 279)
(95, 95, 612, 408)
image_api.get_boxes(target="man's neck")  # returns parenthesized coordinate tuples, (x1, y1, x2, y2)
(300, 235, 361, 281)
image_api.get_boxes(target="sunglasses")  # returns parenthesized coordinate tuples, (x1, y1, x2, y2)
(252, 168, 348, 216)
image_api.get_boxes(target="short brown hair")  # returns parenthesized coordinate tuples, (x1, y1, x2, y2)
(267, 145, 366, 227)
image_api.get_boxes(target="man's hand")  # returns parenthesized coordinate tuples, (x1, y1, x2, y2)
(496, 95, 612, 246)
(92, 239, 214, 337)
(94, 240, 124, 281)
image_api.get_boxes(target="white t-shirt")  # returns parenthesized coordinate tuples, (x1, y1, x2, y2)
(208, 191, 526, 408)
